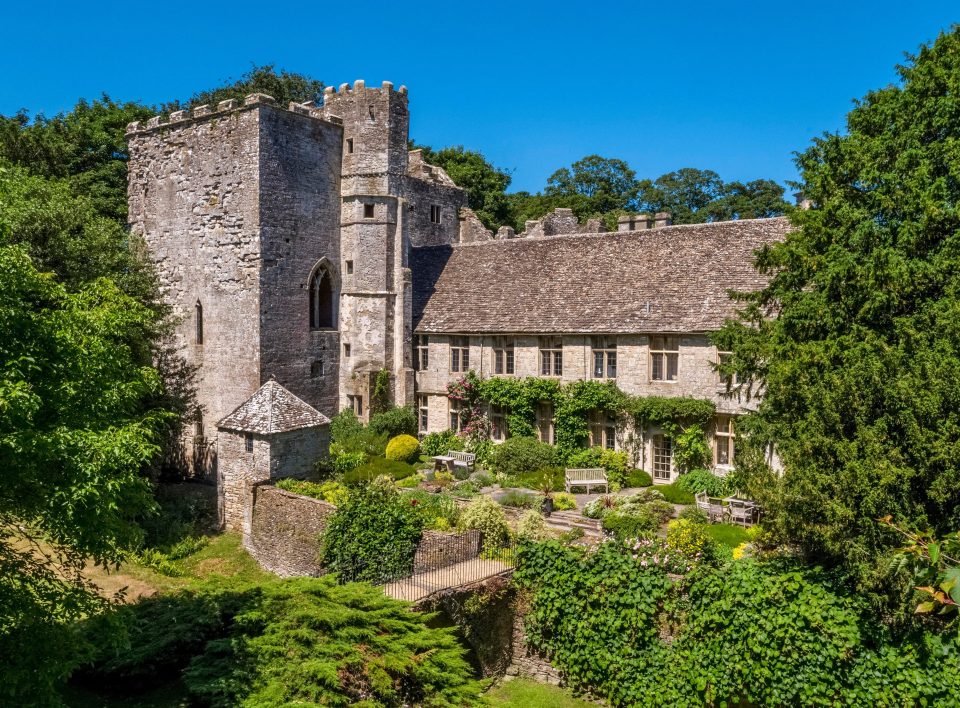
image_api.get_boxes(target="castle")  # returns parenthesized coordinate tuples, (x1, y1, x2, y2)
(125, 80, 790, 528)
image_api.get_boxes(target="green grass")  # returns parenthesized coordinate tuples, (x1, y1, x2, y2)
(656, 482, 695, 505)
(705, 523, 751, 548)
(486, 678, 596, 707)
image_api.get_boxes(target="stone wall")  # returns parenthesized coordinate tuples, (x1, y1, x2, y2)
(246, 484, 335, 576)
(412, 529, 481, 574)
(507, 606, 564, 685)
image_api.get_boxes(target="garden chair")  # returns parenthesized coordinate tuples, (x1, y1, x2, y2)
(707, 497, 727, 524)
(728, 499, 754, 527)
(695, 491, 712, 518)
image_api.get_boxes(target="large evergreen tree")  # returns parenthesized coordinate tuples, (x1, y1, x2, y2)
(715, 27, 960, 613)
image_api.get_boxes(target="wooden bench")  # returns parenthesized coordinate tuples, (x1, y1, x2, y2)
(449, 450, 476, 474)
(564, 468, 608, 494)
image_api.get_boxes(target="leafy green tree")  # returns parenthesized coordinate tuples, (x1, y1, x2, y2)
(169, 64, 325, 112)
(637, 167, 724, 224)
(0, 245, 170, 703)
(714, 28, 960, 615)
(704, 178, 790, 221)
(544, 154, 639, 218)
(413, 144, 513, 231)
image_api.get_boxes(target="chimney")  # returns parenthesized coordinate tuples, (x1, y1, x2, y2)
(654, 212, 672, 228)
(618, 213, 652, 232)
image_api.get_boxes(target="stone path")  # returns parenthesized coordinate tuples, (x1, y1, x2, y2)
(383, 558, 512, 602)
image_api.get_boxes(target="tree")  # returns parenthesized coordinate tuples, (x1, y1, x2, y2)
(413, 144, 513, 231)
(714, 27, 960, 617)
(703, 178, 790, 221)
(545, 154, 638, 217)
(637, 167, 724, 224)
(0, 244, 170, 702)
(168, 64, 325, 112)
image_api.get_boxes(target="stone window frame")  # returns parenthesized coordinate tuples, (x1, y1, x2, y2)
(717, 350, 740, 387)
(348, 394, 363, 417)
(714, 415, 736, 468)
(652, 433, 674, 481)
(363, 202, 375, 219)
(346, 137, 354, 154)
(591, 336, 617, 379)
(415, 335, 429, 371)
(450, 336, 470, 373)
(537, 402, 555, 445)
(430, 204, 442, 224)
(650, 335, 679, 382)
(490, 404, 509, 442)
(343, 342, 351, 358)
(589, 409, 617, 450)
(539, 337, 563, 377)
(449, 398, 465, 433)
(244, 432, 254, 453)
(492, 337, 515, 376)
(345, 260, 354, 275)
(195, 300, 204, 345)
(310, 359, 324, 378)
(307, 258, 338, 330)
(417, 394, 429, 433)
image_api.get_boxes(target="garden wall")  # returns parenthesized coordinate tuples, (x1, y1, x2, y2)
(413, 530, 482, 574)
(246, 484, 335, 576)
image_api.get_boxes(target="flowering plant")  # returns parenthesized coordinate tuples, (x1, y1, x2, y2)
(626, 537, 696, 574)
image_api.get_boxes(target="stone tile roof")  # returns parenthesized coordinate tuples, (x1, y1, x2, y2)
(217, 380, 330, 434)
(410, 217, 791, 334)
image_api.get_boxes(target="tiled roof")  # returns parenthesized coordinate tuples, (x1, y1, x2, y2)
(217, 380, 330, 434)
(410, 217, 790, 334)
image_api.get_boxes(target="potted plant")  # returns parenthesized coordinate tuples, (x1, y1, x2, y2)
(539, 470, 555, 515)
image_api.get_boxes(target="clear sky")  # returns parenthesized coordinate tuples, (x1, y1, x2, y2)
(1, 1, 957, 193)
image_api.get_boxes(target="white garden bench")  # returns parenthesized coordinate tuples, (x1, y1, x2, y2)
(450, 450, 476, 474)
(564, 468, 608, 494)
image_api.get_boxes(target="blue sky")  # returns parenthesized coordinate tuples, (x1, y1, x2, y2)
(1, 1, 956, 193)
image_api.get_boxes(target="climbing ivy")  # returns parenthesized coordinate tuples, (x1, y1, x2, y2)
(369, 368, 392, 416)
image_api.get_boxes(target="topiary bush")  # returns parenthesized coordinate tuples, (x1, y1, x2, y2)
(676, 468, 731, 497)
(320, 479, 423, 583)
(368, 405, 418, 438)
(487, 436, 558, 477)
(458, 496, 510, 550)
(420, 429, 464, 457)
(385, 434, 420, 463)
(626, 468, 653, 487)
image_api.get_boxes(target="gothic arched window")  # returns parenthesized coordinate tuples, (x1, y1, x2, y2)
(309, 264, 335, 329)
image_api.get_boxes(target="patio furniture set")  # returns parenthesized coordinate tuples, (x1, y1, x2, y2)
(695, 492, 759, 526)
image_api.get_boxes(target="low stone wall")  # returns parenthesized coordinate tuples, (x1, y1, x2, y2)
(246, 484, 335, 576)
(413, 529, 481, 574)
(507, 605, 564, 685)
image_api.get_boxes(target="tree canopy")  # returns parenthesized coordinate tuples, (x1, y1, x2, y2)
(714, 27, 960, 616)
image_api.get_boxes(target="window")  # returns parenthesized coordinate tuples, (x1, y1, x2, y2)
(309, 265, 335, 329)
(193, 409, 204, 439)
(430, 204, 441, 224)
(591, 337, 617, 379)
(652, 434, 673, 481)
(311, 359, 324, 378)
(492, 337, 515, 375)
(415, 335, 429, 371)
(195, 301, 203, 345)
(717, 351, 740, 386)
(651, 336, 679, 381)
(343, 343, 351, 358)
(345, 260, 354, 275)
(244, 432, 254, 453)
(491, 405, 509, 442)
(539, 337, 563, 376)
(590, 410, 617, 450)
(346, 138, 354, 154)
(348, 395, 363, 417)
(450, 336, 470, 373)
(537, 403, 555, 445)
(418, 395, 429, 433)
(715, 416, 736, 466)
(363, 203, 375, 219)
(449, 398, 464, 433)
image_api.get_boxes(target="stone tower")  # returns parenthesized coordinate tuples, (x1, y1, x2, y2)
(321, 80, 415, 416)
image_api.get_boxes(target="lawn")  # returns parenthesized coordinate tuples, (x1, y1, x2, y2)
(655, 482, 695, 505)
(705, 523, 751, 548)
(486, 678, 598, 707)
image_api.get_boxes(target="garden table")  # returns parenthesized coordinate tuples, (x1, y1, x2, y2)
(431, 455, 455, 473)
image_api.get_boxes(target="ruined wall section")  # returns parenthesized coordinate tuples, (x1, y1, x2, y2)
(127, 104, 264, 477)
(257, 104, 343, 417)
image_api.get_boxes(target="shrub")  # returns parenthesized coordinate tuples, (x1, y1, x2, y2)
(602, 508, 660, 540)
(497, 489, 541, 509)
(343, 457, 416, 485)
(551, 492, 577, 511)
(368, 405, 418, 438)
(450, 480, 479, 498)
(582, 495, 622, 519)
(458, 496, 510, 550)
(471, 471, 495, 488)
(676, 468, 731, 497)
(656, 482, 695, 505)
(621, 488, 665, 504)
(626, 468, 653, 487)
(320, 478, 423, 583)
(385, 434, 420, 463)
(276, 479, 349, 506)
(674, 423, 710, 473)
(517, 510, 550, 541)
(665, 518, 716, 561)
(678, 506, 709, 524)
(566, 447, 631, 488)
(487, 436, 558, 477)
(421, 429, 464, 457)
(404, 490, 460, 529)
(329, 408, 364, 443)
